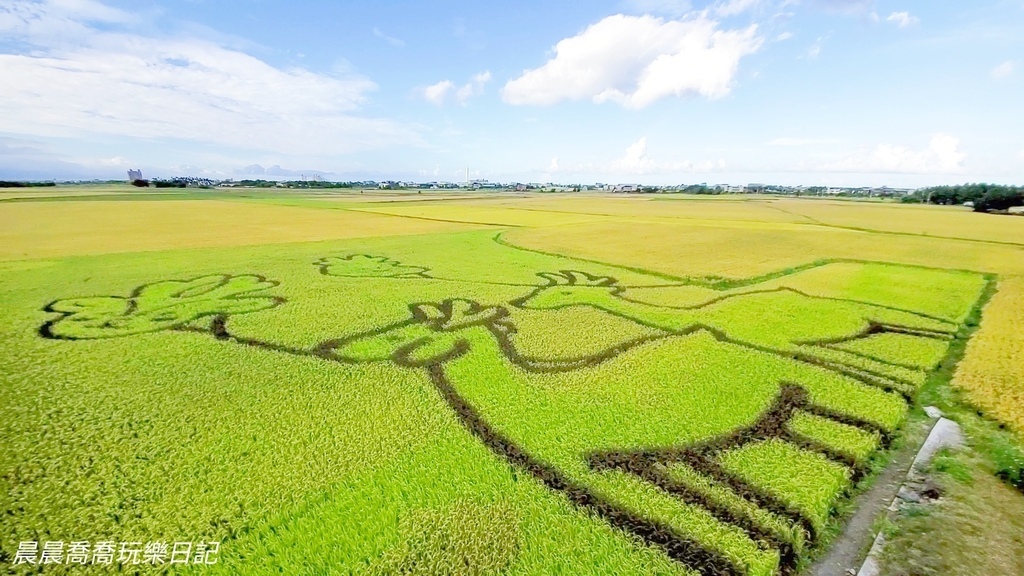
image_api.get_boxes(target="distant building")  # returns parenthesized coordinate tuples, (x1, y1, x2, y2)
(127, 169, 143, 182)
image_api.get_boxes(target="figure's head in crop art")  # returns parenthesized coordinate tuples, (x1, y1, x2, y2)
(513, 270, 621, 310)
(40, 275, 283, 339)
(320, 298, 514, 367)
(316, 254, 430, 279)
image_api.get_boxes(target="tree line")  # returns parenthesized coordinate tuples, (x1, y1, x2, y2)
(907, 183, 1024, 212)
(0, 181, 56, 188)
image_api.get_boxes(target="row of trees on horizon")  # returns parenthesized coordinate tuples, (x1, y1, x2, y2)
(908, 183, 1024, 212)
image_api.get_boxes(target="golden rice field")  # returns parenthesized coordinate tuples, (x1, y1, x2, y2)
(3, 190, 1022, 443)
(953, 276, 1024, 433)
(496, 198, 1024, 438)
(1, 187, 1022, 575)
(0, 199, 481, 260)
(250, 190, 1024, 444)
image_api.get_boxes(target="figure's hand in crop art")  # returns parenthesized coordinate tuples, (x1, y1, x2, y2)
(320, 298, 515, 367)
(40, 275, 283, 339)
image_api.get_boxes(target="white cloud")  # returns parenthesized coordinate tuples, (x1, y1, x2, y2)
(95, 155, 131, 167)
(8, 0, 137, 27)
(802, 35, 829, 60)
(501, 14, 762, 109)
(549, 137, 727, 176)
(992, 60, 1015, 79)
(886, 11, 918, 28)
(372, 27, 405, 48)
(806, 41, 822, 59)
(613, 137, 657, 173)
(422, 80, 456, 105)
(715, 0, 762, 17)
(0, 0, 417, 156)
(768, 137, 839, 146)
(776, 31, 794, 41)
(421, 71, 491, 106)
(822, 134, 966, 174)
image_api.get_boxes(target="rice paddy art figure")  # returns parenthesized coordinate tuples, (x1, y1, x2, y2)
(40, 275, 284, 340)
(314, 297, 901, 575)
(316, 254, 431, 279)
(512, 270, 956, 395)
(36, 258, 966, 575)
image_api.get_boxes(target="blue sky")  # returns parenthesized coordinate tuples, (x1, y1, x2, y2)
(1, 0, 1022, 186)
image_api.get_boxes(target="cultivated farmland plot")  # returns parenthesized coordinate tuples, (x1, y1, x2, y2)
(1, 214, 992, 575)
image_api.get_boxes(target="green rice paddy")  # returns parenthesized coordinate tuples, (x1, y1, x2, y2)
(0, 193, 995, 575)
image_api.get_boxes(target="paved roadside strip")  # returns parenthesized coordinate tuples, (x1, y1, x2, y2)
(809, 409, 962, 576)
(855, 412, 965, 576)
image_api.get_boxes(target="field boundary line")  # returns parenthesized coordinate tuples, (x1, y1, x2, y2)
(345, 207, 525, 228)
(760, 200, 1024, 249)
(494, 232, 995, 289)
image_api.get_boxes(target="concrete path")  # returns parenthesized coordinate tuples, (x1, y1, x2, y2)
(808, 420, 930, 576)
(810, 411, 965, 576)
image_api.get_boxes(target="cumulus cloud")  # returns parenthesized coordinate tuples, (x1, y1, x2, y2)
(613, 137, 657, 173)
(501, 14, 762, 109)
(422, 80, 456, 106)
(421, 71, 491, 106)
(992, 60, 1015, 79)
(714, 0, 762, 17)
(0, 0, 416, 156)
(886, 11, 918, 28)
(822, 134, 966, 174)
(548, 137, 726, 176)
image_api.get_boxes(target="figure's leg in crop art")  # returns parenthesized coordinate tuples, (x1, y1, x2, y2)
(437, 326, 908, 575)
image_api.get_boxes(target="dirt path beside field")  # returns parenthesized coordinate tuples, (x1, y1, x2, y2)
(808, 420, 932, 576)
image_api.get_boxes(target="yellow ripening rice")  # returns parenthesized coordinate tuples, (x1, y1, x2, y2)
(350, 203, 610, 227)
(489, 195, 808, 225)
(0, 200, 481, 260)
(503, 219, 1024, 279)
(765, 198, 1024, 246)
(953, 276, 1024, 435)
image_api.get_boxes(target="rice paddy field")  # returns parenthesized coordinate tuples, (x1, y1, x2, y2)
(1, 187, 1023, 575)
